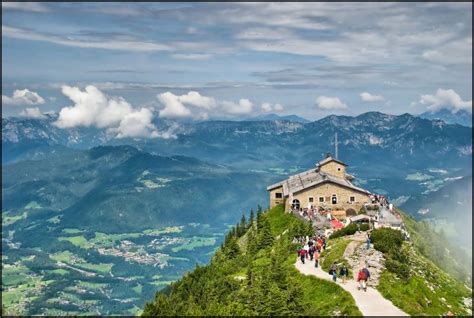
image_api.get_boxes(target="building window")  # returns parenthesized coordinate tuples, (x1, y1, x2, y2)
(331, 194, 337, 204)
(275, 192, 282, 199)
(308, 197, 314, 203)
(337, 167, 341, 171)
(319, 197, 324, 203)
(350, 196, 355, 202)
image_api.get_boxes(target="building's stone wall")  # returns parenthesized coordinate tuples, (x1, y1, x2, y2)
(319, 161, 346, 178)
(268, 186, 285, 208)
(286, 182, 369, 212)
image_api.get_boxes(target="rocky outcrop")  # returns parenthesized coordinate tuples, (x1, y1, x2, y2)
(346, 242, 385, 287)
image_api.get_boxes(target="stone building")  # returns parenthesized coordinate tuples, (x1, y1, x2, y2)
(267, 155, 371, 213)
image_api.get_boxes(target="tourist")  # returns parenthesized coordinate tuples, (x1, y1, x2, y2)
(329, 262, 338, 282)
(366, 233, 371, 250)
(298, 247, 307, 264)
(303, 243, 310, 259)
(357, 268, 367, 291)
(363, 267, 371, 285)
(340, 264, 348, 284)
(314, 250, 319, 268)
(309, 244, 315, 261)
(322, 237, 327, 250)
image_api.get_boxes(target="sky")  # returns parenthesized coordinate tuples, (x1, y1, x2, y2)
(2, 2, 472, 127)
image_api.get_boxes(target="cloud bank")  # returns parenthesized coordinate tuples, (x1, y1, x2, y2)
(19, 107, 46, 119)
(2, 89, 45, 105)
(315, 96, 347, 110)
(261, 102, 283, 113)
(420, 88, 472, 114)
(54, 85, 161, 138)
(157, 91, 254, 119)
(360, 92, 385, 102)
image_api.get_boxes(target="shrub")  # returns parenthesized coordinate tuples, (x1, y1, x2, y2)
(329, 222, 369, 239)
(346, 208, 357, 216)
(370, 228, 404, 253)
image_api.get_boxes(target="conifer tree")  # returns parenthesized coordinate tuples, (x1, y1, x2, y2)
(249, 209, 255, 228)
(259, 218, 274, 249)
(225, 236, 241, 259)
(247, 226, 258, 256)
(238, 214, 247, 236)
(256, 208, 264, 231)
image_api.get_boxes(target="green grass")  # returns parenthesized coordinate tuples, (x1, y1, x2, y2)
(320, 238, 352, 277)
(377, 244, 472, 316)
(50, 250, 76, 263)
(49, 268, 69, 276)
(58, 235, 91, 248)
(47, 215, 61, 224)
(2, 211, 27, 226)
(171, 236, 217, 252)
(62, 228, 83, 234)
(265, 204, 296, 236)
(143, 226, 183, 235)
(24, 201, 42, 209)
(75, 262, 113, 274)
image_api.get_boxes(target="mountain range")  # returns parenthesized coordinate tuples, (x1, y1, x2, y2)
(2, 111, 472, 315)
(420, 109, 472, 127)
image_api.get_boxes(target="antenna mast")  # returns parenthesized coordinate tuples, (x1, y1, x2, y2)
(335, 132, 338, 159)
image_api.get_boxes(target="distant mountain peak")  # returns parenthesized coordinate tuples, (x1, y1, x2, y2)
(245, 113, 310, 123)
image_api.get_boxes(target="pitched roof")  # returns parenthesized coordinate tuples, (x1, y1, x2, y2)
(266, 167, 371, 196)
(317, 156, 347, 167)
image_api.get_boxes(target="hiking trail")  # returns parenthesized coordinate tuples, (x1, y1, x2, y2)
(295, 235, 408, 316)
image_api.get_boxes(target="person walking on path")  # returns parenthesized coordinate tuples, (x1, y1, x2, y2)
(366, 232, 371, 250)
(357, 268, 367, 292)
(309, 244, 315, 261)
(322, 237, 327, 250)
(314, 250, 319, 268)
(363, 267, 371, 285)
(298, 248, 307, 264)
(330, 262, 338, 282)
(340, 264, 348, 284)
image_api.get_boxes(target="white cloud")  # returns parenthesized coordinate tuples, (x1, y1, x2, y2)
(261, 102, 272, 112)
(420, 88, 472, 113)
(177, 91, 217, 109)
(2, 89, 45, 105)
(158, 91, 252, 118)
(114, 108, 159, 139)
(2, 2, 49, 12)
(360, 92, 385, 102)
(221, 99, 253, 115)
(54, 85, 159, 138)
(315, 96, 348, 110)
(2, 25, 172, 52)
(171, 53, 212, 60)
(261, 102, 284, 112)
(274, 103, 284, 111)
(19, 107, 46, 119)
(157, 92, 192, 119)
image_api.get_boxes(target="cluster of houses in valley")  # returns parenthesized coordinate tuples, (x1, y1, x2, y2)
(267, 154, 409, 237)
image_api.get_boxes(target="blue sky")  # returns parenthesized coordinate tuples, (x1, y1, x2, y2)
(2, 2, 472, 122)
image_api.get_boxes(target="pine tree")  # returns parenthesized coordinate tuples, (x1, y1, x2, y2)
(238, 214, 247, 236)
(256, 208, 264, 231)
(224, 236, 241, 259)
(247, 226, 258, 256)
(259, 218, 274, 249)
(249, 209, 255, 228)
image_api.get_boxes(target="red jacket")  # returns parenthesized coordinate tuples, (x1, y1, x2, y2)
(299, 249, 307, 256)
(357, 271, 366, 282)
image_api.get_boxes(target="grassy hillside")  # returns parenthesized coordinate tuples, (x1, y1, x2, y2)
(142, 205, 361, 316)
(399, 209, 472, 285)
(366, 225, 472, 316)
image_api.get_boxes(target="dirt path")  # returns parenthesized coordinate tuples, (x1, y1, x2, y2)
(295, 257, 408, 316)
